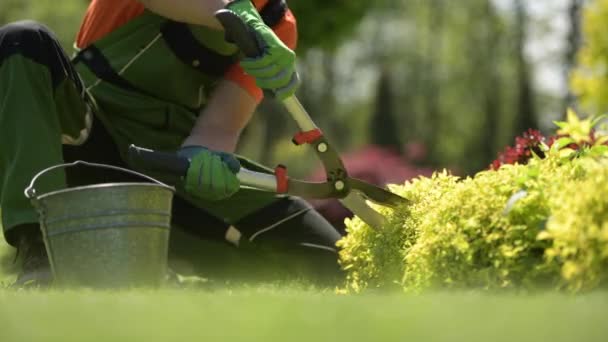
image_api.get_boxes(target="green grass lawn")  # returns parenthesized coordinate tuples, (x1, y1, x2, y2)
(0, 239, 17, 285)
(1, 289, 607, 342)
(2, 239, 608, 342)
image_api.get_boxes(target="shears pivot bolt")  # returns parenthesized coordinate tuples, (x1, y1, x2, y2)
(334, 180, 345, 191)
(317, 143, 328, 153)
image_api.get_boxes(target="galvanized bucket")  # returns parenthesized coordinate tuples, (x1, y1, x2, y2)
(24, 161, 175, 288)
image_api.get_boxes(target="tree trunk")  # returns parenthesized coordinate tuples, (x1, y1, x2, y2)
(564, 0, 583, 114)
(423, 0, 444, 164)
(513, 0, 537, 134)
(479, 0, 502, 167)
(370, 67, 401, 152)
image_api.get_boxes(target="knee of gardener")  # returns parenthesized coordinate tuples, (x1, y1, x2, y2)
(0, 21, 69, 88)
(0, 20, 59, 60)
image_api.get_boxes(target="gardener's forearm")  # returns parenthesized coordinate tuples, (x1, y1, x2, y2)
(182, 80, 257, 152)
(137, 0, 229, 29)
(184, 125, 239, 152)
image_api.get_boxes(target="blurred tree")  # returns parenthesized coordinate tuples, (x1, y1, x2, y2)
(0, 0, 87, 49)
(421, 0, 444, 162)
(570, 0, 608, 115)
(383, 0, 526, 173)
(0, 0, 24, 23)
(564, 0, 584, 112)
(289, 1, 371, 51)
(475, 0, 503, 165)
(512, 0, 538, 134)
(370, 67, 401, 152)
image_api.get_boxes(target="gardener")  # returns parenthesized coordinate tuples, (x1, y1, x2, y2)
(0, 0, 342, 286)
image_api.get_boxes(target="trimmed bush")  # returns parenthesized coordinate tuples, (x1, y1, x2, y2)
(541, 159, 608, 292)
(338, 112, 608, 293)
(571, 0, 608, 114)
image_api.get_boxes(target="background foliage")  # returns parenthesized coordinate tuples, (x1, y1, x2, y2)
(288, 1, 371, 51)
(570, 0, 608, 114)
(0, 0, 87, 48)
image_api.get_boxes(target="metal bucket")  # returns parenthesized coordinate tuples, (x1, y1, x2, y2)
(24, 161, 175, 288)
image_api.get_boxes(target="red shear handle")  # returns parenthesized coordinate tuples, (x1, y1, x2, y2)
(274, 165, 288, 193)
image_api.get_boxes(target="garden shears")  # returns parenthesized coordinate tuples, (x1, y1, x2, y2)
(128, 10, 409, 229)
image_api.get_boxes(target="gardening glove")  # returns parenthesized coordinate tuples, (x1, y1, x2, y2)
(226, 0, 300, 100)
(178, 146, 241, 201)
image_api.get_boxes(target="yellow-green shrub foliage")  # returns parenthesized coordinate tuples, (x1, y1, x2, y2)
(541, 159, 608, 292)
(338, 172, 460, 292)
(570, 0, 608, 113)
(339, 113, 608, 293)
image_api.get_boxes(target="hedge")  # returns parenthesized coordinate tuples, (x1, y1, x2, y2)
(338, 111, 608, 293)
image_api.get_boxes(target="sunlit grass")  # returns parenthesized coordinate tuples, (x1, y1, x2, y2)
(0, 238, 17, 286)
(2, 235, 607, 342)
(1, 289, 607, 342)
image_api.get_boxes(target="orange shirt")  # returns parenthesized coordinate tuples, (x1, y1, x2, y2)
(75, 0, 297, 102)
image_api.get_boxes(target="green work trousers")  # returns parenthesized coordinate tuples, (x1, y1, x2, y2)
(0, 21, 92, 244)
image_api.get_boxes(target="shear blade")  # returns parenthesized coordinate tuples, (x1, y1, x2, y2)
(339, 193, 387, 229)
(348, 178, 409, 208)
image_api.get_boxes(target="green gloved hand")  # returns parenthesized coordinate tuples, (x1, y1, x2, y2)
(226, 0, 300, 100)
(178, 146, 241, 201)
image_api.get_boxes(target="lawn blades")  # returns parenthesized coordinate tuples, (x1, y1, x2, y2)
(127, 10, 409, 229)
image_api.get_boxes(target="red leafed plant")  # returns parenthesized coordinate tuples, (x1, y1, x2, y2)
(491, 110, 608, 170)
(491, 129, 552, 170)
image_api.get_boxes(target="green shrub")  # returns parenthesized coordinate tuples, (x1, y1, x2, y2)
(338, 171, 460, 292)
(571, 0, 608, 114)
(541, 159, 608, 292)
(338, 111, 608, 293)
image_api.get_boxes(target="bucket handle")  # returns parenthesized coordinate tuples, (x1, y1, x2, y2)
(24, 160, 173, 200)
